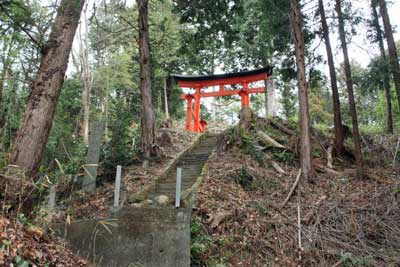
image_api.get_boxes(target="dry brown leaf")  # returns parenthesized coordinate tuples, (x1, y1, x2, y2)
(24, 248, 42, 261)
(25, 225, 44, 239)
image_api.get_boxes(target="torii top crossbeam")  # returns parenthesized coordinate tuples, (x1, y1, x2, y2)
(172, 67, 273, 132)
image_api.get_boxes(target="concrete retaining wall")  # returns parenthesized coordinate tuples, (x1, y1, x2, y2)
(59, 207, 191, 267)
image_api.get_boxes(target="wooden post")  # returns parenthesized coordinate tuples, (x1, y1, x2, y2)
(113, 165, 122, 209)
(175, 167, 182, 208)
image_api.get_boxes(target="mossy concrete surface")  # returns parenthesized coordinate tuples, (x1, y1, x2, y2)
(59, 207, 191, 267)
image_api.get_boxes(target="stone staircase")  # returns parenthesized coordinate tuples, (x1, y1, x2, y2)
(148, 134, 218, 201)
(60, 133, 218, 267)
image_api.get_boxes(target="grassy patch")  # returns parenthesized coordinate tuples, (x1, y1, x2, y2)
(238, 128, 264, 165)
(271, 149, 294, 163)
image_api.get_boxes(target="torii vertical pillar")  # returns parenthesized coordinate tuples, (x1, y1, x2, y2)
(184, 95, 194, 131)
(239, 82, 250, 108)
(193, 87, 201, 132)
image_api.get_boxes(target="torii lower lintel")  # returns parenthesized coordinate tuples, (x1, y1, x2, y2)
(172, 67, 273, 133)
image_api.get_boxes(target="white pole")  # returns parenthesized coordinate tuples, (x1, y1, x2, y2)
(113, 165, 122, 209)
(175, 167, 182, 208)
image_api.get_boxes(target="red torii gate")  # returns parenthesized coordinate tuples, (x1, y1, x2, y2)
(172, 67, 273, 132)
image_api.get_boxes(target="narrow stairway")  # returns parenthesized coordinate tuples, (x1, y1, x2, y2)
(148, 133, 218, 201)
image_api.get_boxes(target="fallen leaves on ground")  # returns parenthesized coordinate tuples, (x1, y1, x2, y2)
(193, 140, 400, 267)
(0, 216, 90, 266)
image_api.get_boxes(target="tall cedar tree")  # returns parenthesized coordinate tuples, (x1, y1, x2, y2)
(378, 0, 400, 111)
(138, 0, 156, 168)
(371, 0, 393, 133)
(318, 0, 345, 154)
(10, 0, 86, 177)
(290, 0, 312, 180)
(335, 0, 363, 178)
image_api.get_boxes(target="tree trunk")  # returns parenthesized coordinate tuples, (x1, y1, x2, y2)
(80, 37, 91, 145)
(371, 0, 393, 133)
(103, 91, 109, 140)
(378, 0, 400, 113)
(0, 35, 16, 134)
(318, 0, 345, 155)
(3, 74, 17, 150)
(165, 76, 176, 116)
(10, 0, 86, 177)
(138, 0, 156, 168)
(0, 52, 7, 114)
(82, 81, 90, 144)
(164, 77, 169, 119)
(81, 4, 91, 144)
(335, 0, 363, 179)
(290, 0, 312, 180)
(72, 20, 92, 145)
(264, 77, 276, 117)
(0, 67, 8, 132)
(264, 77, 269, 117)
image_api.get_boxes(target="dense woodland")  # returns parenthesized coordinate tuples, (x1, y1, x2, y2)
(1, 0, 400, 266)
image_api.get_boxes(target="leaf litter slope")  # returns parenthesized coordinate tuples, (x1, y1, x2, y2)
(192, 117, 400, 267)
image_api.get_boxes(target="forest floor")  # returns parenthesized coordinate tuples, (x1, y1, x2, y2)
(191, 115, 400, 267)
(0, 216, 89, 266)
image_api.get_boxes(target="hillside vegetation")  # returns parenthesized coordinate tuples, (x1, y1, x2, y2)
(192, 111, 400, 267)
